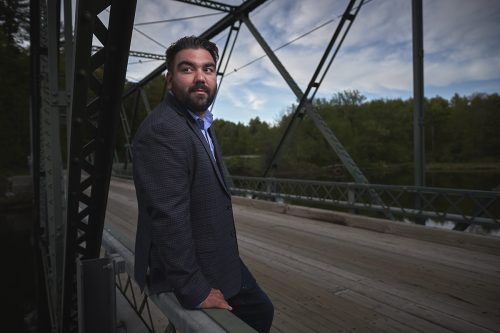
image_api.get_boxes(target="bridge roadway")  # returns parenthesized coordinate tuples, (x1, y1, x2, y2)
(105, 178, 500, 333)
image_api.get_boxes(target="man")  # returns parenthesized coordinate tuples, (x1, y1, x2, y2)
(132, 36, 274, 333)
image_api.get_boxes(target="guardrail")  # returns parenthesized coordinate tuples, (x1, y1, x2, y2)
(230, 176, 500, 228)
(111, 164, 500, 229)
(101, 229, 256, 333)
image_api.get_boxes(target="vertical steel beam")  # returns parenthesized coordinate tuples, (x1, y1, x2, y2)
(412, 0, 425, 186)
(64, 0, 74, 156)
(30, 0, 52, 331)
(37, 0, 66, 329)
(30, 0, 41, 238)
(62, 0, 137, 331)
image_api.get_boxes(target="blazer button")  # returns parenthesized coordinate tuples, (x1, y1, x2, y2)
(226, 205, 231, 210)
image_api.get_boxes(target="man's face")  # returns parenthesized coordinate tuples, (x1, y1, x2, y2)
(166, 48, 217, 114)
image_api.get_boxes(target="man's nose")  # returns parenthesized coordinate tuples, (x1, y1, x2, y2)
(194, 69, 206, 83)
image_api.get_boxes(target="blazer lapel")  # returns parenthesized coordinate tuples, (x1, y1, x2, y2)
(167, 93, 230, 197)
(186, 118, 230, 196)
(210, 128, 233, 189)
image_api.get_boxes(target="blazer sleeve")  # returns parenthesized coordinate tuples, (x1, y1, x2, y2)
(133, 119, 211, 308)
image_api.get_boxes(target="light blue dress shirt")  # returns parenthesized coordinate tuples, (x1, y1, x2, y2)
(189, 110, 216, 160)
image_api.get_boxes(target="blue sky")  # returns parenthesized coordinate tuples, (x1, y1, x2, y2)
(111, 0, 500, 124)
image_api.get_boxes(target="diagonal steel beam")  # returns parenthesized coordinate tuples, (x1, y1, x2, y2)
(211, 20, 241, 111)
(242, 1, 393, 219)
(241, 1, 369, 183)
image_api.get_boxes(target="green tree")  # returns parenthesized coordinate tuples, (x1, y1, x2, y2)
(0, 0, 29, 47)
(426, 96, 452, 162)
(0, 0, 30, 175)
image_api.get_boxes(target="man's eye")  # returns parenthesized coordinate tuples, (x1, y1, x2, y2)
(205, 67, 215, 73)
(180, 67, 193, 73)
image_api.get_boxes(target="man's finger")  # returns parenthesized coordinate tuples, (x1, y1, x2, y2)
(201, 289, 233, 310)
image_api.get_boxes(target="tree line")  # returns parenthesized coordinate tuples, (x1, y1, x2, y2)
(1, 0, 499, 182)
(210, 90, 500, 179)
(0, 0, 30, 176)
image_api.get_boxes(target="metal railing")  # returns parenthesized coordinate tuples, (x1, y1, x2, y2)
(110, 166, 500, 229)
(230, 176, 500, 228)
(101, 229, 257, 333)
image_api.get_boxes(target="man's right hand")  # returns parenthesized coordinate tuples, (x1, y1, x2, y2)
(201, 288, 233, 310)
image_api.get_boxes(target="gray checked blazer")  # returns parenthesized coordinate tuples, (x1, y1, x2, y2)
(132, 93, 242, 308)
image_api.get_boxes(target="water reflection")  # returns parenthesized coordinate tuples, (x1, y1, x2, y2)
(425, 219, 500, 237)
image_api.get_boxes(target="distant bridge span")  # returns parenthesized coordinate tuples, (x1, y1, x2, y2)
(106, 178, 500, 333)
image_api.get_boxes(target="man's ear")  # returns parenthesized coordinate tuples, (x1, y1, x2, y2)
(165, 72, 172, 90)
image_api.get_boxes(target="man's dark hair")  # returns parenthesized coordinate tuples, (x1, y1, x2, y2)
(166, 36, 219, 72)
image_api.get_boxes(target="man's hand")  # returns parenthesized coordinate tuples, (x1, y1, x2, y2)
(201, 288, 233, 310)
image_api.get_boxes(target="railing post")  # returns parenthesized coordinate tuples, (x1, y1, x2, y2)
(76, 257, 116, 333)
(265, 177, 273, 199)
(348, 184, 356, 215)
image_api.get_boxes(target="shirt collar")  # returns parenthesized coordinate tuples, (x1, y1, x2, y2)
(188, 109, 214, 130)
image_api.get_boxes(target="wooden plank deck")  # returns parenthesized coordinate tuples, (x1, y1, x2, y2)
(106, 178, 500, 333)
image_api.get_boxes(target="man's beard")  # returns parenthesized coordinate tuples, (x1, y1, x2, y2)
(177, 82, 216, 113)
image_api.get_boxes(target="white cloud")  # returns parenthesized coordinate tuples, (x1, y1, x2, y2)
(121, 0, 500, 123)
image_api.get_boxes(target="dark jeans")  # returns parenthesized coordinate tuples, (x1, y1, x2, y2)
(228, 263, 274, 333)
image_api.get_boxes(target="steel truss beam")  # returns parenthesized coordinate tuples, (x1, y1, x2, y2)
(173, 0, 236, 12)
(116, 0, 266, 166)
(117, 0, 385, 212)
(62, 0, 137, 331)
(243, 1, 367, 183)
(244, 0, 392, 218)
(121, 0, 267, 100)
(117, 22, 243, 167)
(118, 0, 375, 193)
(92, 45, 166, 60)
